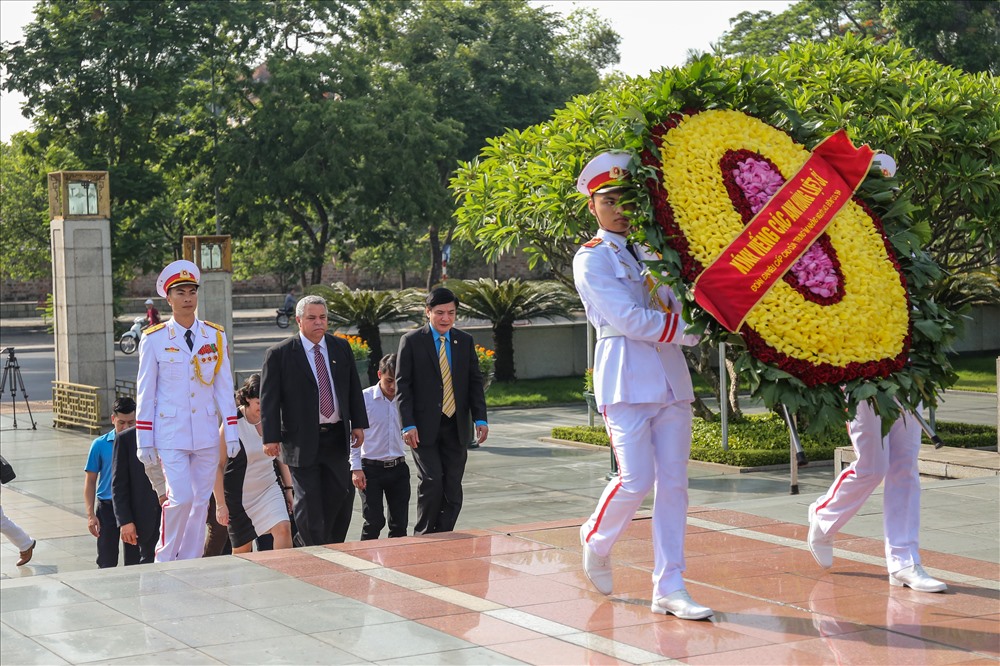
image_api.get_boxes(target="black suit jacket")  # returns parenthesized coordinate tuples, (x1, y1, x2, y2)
(396, 324, 487, 447)
(111, 427, 161, 533)
(260, 333, 369, 467)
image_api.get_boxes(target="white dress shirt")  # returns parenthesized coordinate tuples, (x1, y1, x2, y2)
(298, 333, 341, 424)
(350, 384, 405, 471)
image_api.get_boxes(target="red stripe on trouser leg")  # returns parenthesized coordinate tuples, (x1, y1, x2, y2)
(586, 409, 622, 543)
(817, 469, 855, 512)
(817, 419, 860, 512)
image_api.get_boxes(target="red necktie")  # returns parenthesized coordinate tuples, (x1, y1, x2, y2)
(313, 345, 334, 418)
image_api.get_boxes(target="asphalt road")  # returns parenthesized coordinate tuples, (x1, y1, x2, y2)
(0, 324, 291, 403)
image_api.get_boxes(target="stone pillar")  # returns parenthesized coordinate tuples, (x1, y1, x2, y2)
(48, 171, 115, 421)
(197, 271, 234, 344)
(183, 236, 234, 379)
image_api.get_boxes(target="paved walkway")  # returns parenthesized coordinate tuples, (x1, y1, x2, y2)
(1, 405, 997, 664)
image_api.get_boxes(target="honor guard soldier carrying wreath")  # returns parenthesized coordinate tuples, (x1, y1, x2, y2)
(573, 151, 712, 620)
(136, 260, 240, 562)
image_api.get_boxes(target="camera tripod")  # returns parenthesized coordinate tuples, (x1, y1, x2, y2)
(0, 347, 36, 430)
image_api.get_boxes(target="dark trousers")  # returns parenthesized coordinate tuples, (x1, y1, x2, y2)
(135, 518, 159, 564)
(204, 494, 232, 557)
(97, 499, 139, 568)
(412, 415, 467, 534)
(289, 424, 353, 546)
(359, 459, 410, 540)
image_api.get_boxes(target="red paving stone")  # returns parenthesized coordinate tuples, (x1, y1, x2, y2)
(252, 507, 998, 665)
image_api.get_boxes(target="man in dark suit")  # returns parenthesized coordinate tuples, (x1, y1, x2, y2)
(112, 426, 162, 564)
(260, 294, 369, 546)
(397, 287, 488, 534)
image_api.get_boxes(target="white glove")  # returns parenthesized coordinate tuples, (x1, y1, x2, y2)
(679, 333, 702, 347)
(225, 439, 240, 459)
(137, 446, 158, 466)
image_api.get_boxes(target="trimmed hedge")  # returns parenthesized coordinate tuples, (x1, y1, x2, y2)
(551, 415, 996, 467)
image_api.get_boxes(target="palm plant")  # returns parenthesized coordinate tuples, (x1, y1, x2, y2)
(308, 283, 424, 383)
(450, 278, 577, 382)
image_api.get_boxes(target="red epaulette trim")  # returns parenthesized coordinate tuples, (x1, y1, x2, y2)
(582, 237, 603, 248)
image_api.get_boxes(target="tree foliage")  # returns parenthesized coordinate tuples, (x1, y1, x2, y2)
(715, 0, 889, 58)
(0, 132, 81, 280)
(454, 36, 998, 288)
(1, 0, 618, 289)
(717, 0, 999, 75)
(308, 283, 424, 383)
(452, 36, 997, 433)
(353, 0, 620, 288)
(883, 0, 999, 74)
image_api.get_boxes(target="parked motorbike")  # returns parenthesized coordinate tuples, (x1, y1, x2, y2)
(275, 307, 293, 329)
(119, 317, 145, 354)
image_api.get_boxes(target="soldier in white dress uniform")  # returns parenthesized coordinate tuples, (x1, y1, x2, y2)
(136, 260, 239, 562)
(807, 401, 948, 592)
(573, 151, 712, 620)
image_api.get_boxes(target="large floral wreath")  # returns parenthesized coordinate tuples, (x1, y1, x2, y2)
(629, 108, 956, 434)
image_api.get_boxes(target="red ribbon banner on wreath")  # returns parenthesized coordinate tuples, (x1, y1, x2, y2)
(693, 130, 874, 332)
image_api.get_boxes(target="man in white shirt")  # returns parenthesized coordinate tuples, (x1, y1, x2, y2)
(351, 354, 412, 539)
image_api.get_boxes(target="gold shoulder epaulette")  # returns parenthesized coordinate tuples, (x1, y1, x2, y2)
(583, 237, 603, 248)
(204, 321, 225, 332)
(145, 322, 166, 334)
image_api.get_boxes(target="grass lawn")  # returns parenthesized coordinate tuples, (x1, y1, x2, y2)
(950, 353, 998, 393)
(488, 352, 996, 409)
(486, 376, 583, 408)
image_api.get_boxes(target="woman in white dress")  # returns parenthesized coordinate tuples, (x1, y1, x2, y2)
(214, 374, 293, 552)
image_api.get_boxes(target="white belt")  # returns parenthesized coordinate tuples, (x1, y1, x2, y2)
(597, 325, 624, 339)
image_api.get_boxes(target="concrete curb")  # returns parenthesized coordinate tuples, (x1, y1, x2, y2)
(538, 436, 834, 474)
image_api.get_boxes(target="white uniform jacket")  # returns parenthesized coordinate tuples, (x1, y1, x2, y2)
(573, 228, 696, 409)
(136, 318, 239, 451)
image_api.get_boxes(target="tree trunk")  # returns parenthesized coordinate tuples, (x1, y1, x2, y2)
(492, 322, 515, 382)
(427, 223, 441, 290)
(725, 355, 744, 420)
(358, 322, 382, 385)
(691, 396, 715, 421)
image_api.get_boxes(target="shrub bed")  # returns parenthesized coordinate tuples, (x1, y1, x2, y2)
(551, 415, 996, 467)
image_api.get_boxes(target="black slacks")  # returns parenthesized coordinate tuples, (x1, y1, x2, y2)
(411, 415, 467, 535)
(289, 424, 353, 546)
(359, 459, 410, 540)
(97, 499, 139, 568)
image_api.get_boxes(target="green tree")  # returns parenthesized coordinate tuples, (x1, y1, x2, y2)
(0, 132, 81, 280)
(716, 0, 889, 58)
(354, 0, 620, 288)
(452, 37, 993, 432)
(308, 283, 424, 383)
(882, 0, 1000, 74)
(449, 278, 576, 382)
(1, 0, 356, 278)
(455, 37, 999, 291)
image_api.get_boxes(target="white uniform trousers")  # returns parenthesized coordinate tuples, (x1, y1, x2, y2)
(813, 401, 922, 574)
(582, 400, 693, 597)
(0, 504, 34, 551)
(156, 447, 218, 562)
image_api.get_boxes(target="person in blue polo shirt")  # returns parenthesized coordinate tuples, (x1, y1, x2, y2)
(84, 397, 138, 568)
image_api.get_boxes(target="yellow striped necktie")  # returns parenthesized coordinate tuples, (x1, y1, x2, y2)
(439, 336, 456, 417)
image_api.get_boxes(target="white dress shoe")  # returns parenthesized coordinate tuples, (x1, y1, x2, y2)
(890, 564, 947, 593)
(581, 527, 613, 595)
(807, 501, 833, 569)
(651, 589, 713, 620)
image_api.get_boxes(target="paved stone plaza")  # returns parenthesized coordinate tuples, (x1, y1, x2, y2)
(1, 401, 997, 664)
